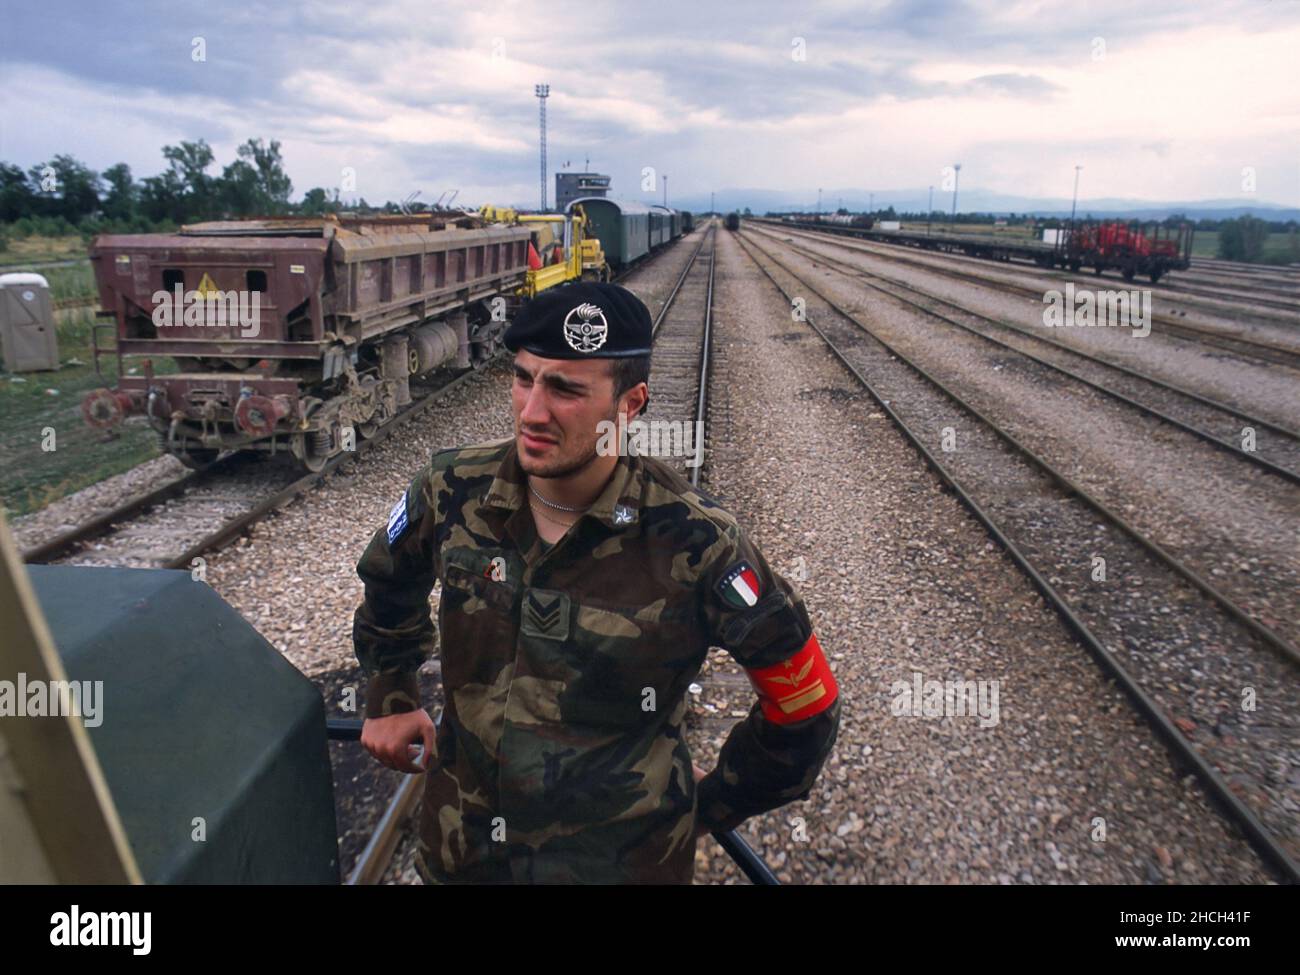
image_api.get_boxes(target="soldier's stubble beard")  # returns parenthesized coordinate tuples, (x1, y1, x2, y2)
(516, 401, 619, 481)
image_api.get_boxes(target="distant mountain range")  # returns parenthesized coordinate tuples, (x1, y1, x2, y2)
(618, 188, 1299, 222)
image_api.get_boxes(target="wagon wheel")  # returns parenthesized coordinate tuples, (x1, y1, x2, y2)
(355, 379, 382, 440)
(296, 429, 333, 473)
(1149, 269, 1163, 284)
(1069, 260, 1082, 272)
(1122, 267, 1136, 282)
(1094, 264, 1104, 276)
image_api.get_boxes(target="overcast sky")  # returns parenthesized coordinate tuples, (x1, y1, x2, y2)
(2, 0, 1297, 210)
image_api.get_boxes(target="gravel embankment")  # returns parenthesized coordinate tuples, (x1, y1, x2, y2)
(686, 228, 1272, 884)
(753, 227, 1300, 429)
(746, 231, 1300, 650)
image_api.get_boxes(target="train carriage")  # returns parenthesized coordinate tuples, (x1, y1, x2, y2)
(651, 205, 681, 241)
(568, 197, 653, 267)
(648, 207, 669, 249)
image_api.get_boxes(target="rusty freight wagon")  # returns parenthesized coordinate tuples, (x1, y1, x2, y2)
(82, 214, 533, 470)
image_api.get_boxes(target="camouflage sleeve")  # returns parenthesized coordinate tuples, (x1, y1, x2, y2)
(352, 465, 441, 718)
(695, 523, 841, 834)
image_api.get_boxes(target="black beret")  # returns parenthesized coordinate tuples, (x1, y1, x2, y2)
(504, 282, 652, 359)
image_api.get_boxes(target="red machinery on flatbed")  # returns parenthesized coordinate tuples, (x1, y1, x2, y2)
(772, 217, 1194, 284)
(1052, 221, 1193, 282)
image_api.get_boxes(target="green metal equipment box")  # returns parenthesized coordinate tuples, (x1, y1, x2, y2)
(27, 565, 339, 884)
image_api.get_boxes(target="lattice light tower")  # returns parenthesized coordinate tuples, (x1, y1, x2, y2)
(535, 84, 550, 210)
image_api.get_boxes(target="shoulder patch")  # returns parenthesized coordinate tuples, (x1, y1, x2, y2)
(716, 561, 762, 608)
(387, 491, 410, 546)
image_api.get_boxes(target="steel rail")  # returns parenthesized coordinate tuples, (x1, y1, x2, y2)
(735, 228, 1300, 884)
(756, 226, 1300, 485)
(742, 229, 1300, 669)
(766, 221, 1300, 369)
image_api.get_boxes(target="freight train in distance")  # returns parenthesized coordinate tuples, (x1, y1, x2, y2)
(775, 215, 1193, 283)
(80, 205, 643, 471)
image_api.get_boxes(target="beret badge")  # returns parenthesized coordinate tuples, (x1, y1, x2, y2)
(562, 302, 609, 353)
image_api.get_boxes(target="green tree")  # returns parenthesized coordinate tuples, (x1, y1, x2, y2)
(299, 186, 341, 216)
(219, 158, 262, 217)
(140, 168, 186, 223)
(101, 163, 137, 221)
(161, 140, 216, 221)
(26, 154, 101, 223)
(219, 138, 292, 216)
(1218, 214, 1269, 261)
(0, 162, 35, 222)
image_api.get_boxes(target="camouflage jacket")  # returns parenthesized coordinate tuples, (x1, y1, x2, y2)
(353, 437, 840, 884)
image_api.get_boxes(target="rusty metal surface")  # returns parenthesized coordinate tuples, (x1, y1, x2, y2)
(84, 218, 534, 457)
(115, 338, 320, 358)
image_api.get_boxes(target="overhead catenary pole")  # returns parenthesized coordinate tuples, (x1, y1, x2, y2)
(951, 163, 961, 230)
(535, 83, 550, 210)
(1070, 164, 1083, 227)
(663, 174, 668, 207)
(928, 185, 933, 235)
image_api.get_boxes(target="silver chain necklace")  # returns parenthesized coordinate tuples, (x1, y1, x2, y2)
(529, 482, 590, 513)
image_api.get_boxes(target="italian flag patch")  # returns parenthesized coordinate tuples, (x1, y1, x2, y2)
(717, 561, 762, 608)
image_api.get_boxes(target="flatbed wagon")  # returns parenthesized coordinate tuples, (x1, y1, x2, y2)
(769, 218, 1194, 283)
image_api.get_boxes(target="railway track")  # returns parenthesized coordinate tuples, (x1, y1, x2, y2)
(769, 223, 1300, 368)
(1191, 257, 1300, 283)
(640, 225, 750, 737)
(735, 227, 1300, 882)
(644, 223, 716, 478)
(1167, 267, 1300, 302)
(21, 365, 488, 569)
(746, 227, 1300, 662)
(749, 224, 1300, 484)
(773, 223, 1300, 315)
(1160, 280, 1300, 314)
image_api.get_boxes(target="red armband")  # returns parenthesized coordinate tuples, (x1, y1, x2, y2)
(744, 632, 838, 725)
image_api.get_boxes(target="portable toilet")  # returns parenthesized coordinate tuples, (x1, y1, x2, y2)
(0, 272, 58, 372)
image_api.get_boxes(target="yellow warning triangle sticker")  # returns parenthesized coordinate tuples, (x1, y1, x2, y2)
(195, 273, 220, 297)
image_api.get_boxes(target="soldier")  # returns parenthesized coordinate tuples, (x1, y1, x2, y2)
(354, 281, 840, 884)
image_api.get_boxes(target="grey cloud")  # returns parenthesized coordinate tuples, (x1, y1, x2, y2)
(963, 72, 1064, 98)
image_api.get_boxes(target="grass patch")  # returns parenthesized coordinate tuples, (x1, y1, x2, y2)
(1191, 230, 1299, 264)
(0, 234, 97, 301)
(0, 306, 176, 518)
(26, 261, 95, 301)
(0, 233, 90, 267)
